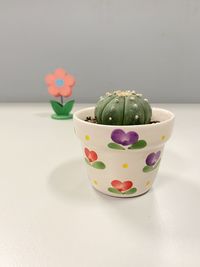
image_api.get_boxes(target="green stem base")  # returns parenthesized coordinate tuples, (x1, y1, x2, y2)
(51, 114, 73, 120)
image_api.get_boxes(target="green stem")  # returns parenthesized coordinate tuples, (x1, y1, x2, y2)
(60, 96, 64, 105)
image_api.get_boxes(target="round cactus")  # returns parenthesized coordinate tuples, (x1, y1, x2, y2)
(95, 90, 152, 125)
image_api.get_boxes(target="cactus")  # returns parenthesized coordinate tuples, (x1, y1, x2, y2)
(95, 90, 152, 125)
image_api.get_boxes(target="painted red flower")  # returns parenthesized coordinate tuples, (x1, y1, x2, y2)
(45, 68, 75, 97)
(111, 180, 133, 192)
(84, 148, 98, 162)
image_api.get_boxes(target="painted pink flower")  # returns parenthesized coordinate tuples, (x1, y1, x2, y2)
(45, 68, 75, 97)
(84, 148, 98, 162)
(111, 180, 133, 192)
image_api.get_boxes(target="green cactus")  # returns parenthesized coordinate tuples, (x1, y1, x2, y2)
(95, 90, 152, 125)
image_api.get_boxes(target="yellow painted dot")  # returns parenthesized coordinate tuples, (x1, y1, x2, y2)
(161, 135, 166, 141)
(145, 180, 151, 187)
(92, 179, 98, 186)
(85, 135, 90, 141)
(122, 163, 129, 168)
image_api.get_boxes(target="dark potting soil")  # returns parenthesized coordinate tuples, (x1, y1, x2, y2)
(85, 116, 97, 123)
(84, 116, 160, 124)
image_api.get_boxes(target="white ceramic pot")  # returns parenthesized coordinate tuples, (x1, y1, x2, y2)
(74, 107, 174, 197)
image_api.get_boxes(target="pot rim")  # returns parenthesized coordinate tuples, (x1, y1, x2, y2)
(74, 106, 175, 129)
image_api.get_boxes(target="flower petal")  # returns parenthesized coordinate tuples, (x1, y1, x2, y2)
(111, 180, 133, 192)
(122, 181, 133, 191)
(111, 129, 138, 146)
(54, 68, 66, 78)
(64, 74, 75, 86)
(45, 74, 55, 85)
(111, 129, 125, 144)
(155, 151, 161, 160)
(111, 180, 123, 190)
(59, 86, 72, 97)
(84, 148, 90, 158)
(89, 151, 98, 162)
(146, 153, 156, 166)
(125, 131, 139, 145)
(84, 148, 98, 162)
(48, 86, 60, 97)
(146, 151, 161, 166)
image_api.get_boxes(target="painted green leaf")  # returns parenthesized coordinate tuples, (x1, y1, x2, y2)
(50, 100, 64, 115)
(107, 143, 125, 150)
(128, 140, 147, 149)
(125, 187, 137, 194)
(63, 100, 75, 115)
(108, 187, 121, 194)
(92, 161, 106, 169)
(143, 159, 161, 173)
(143, 165, 153, 173)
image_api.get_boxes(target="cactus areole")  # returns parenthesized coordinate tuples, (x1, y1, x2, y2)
(95, 90, 152, 125)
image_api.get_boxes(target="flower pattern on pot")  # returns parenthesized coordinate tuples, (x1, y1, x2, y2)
(146, 151, 161, 166)
(84, 148, 98, 162)
(108, 129, 147, 150)
(111, 129, 139, 146)
(108, 180, 137, 195)
(84, 148, 106, 169)
(143, 151, 161, 172)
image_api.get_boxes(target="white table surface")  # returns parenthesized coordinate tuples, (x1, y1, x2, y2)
(0, 103, 199, 267)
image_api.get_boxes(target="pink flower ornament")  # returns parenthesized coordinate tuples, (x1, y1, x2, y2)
(45, 68, 75, 97)
(44, 68, 76, 120)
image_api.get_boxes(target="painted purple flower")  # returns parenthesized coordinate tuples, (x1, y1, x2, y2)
(146, 151, 161, 166)
(111, 129, 139, 146)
